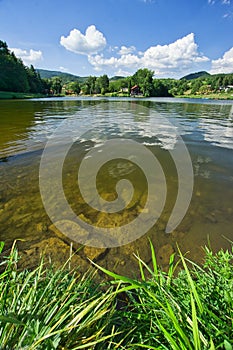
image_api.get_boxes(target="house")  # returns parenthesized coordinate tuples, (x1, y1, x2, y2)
(120, 87, 129, 93)
(130, 85, 140, 96)
(225, 85, 233, 92)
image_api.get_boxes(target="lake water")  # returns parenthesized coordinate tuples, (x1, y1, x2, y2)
(0, 97, 232, 276)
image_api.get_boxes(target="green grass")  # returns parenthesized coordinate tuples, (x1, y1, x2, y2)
(0, 240, 232, 349)
(176, 92, 233, 100)
(0, 91, 45, 99)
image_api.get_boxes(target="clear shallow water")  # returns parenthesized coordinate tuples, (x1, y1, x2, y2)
(0, 97, 232, 275)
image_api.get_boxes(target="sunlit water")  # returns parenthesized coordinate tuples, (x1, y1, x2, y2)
(0, 97, 232, 276)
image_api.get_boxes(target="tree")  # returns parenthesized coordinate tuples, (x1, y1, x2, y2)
(51, 76, 63, 94)
(133, 69, 154, 97)
(191, 79, 202, 94)
(66, 81, 80, 95)
(96, 74, 109, 94)
(153, 79, 171, 97)
(26, 65, 43, 93)
(82, 76, 96, 95)
(0, 42, 29, 92)
(42, 78, 52, 95)
(0, 40, 10, 56)
(109, 78, 128, 93)
(0, 40, 46, 94)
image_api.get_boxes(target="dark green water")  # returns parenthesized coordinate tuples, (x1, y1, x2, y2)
(0, 97, 232, 276)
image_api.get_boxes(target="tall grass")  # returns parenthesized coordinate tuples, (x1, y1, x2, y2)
(0, 242, 119, 349)
(0, 240, 232, 349)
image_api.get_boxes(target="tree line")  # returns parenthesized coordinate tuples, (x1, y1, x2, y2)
(1, 39, 233, 97)
(58, 69, 233, 97)
(0, 40, 46, 93)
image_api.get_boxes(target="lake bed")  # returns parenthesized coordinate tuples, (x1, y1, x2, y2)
(0, 97, 232, 276)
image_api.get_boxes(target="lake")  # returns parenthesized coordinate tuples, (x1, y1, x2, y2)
(0, 97, 232, 276)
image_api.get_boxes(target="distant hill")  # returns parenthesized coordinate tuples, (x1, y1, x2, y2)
(181, 71, 210, 80)
(37, 69, 126, 84)
(109, 76, 125, 81)
(36, 69, 88, 83)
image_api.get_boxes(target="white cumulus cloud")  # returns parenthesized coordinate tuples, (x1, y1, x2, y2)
(210, 47, 233, 74)
(88, 53, 141, 72)
(10, 48, 43, 65)
(118, 45, 136, 55)
(141, 33, 209, 72)
(88, 33, 209, 77)
(60, 25, 106, 55)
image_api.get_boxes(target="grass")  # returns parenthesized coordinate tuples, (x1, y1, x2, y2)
(0, 91, 45, 100)
(176, 92, 233, 100)
(0, 240, 232, 349)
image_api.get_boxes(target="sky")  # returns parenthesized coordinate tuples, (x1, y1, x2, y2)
(0, 0, 233, 78)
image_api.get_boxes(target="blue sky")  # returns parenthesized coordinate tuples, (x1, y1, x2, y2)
(0, 0, 233, 78)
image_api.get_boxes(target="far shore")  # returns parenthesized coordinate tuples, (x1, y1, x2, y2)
(1, 90, 233, 101)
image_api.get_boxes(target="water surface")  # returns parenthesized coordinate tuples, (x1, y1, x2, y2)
(0, 97, 232, 276)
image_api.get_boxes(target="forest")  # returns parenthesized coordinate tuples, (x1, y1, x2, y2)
(1, 40, 233, 98)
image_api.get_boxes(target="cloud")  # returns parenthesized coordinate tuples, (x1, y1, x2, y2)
(210, 47, 233, 73)
(141, 33, 209, 71)
(208, 0, 231, 4)
(59, 66, 69, 72)
(88, 33, 209, 77)
(60, 25, 106, 55)
(10, 48, 43, 65)
(88, 53, 141, 72)
(118, 45, 136, 55)
(140, 0, 155, 3)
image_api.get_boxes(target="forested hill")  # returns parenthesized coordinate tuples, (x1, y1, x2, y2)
(181, 71, 210, 80)
(0, 40, 44, 93)
(37, 69, 87, 83)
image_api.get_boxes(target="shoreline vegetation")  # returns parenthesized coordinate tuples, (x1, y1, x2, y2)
(1, 90, 233, 101)
(0, 241, 232, 349)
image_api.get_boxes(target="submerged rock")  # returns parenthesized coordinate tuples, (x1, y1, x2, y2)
(19, 237, 88, 271)
(205, 213, 218, 223)
(83, 244, 108, 262)
(49, 221, 88, 251)
(157, 244, 174, 266)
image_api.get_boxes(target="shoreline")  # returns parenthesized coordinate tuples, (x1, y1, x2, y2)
(1, 90, 233, 101)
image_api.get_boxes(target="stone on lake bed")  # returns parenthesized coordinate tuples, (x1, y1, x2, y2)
(157, 244, 174, 266)
(83, 244, 108, 261)
(20, 237, 88, 271)
(205, 213, 218, 223)
(49, 220, 89, 250)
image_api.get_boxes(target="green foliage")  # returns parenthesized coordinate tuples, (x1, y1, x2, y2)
(50, 76, 63, 94)
(0, 241, 232, 349)
(153, 79, 172, 97)
(0, 40, 44, 94)
(26, 65, 44, 93)
(95, 243, 233, 349)
(181, 71, 210, 81)
(65, 81, 81, 95)
(36, 69, 85, 83)
(132, 68, 154, 97)
(0, 242, 117, 349)
(96, 74, 109, 94)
